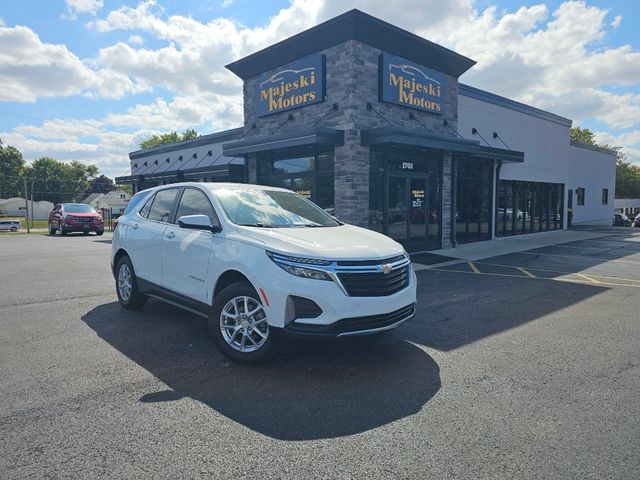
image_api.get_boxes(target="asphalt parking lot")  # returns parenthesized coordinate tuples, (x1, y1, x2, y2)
(1, 229, 639, 479)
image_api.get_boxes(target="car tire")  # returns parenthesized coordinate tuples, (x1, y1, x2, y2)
(48, 222, 57, 235)
(10, 226, 17, 232)
(83, 231, 89, 236)
(95, 230, 104, 236)
(115, 255, 147, 309)
(60, 227, 67, 236)
(210, 282, 275, 364)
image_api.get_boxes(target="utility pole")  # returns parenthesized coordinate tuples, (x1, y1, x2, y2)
(30, 177, 35, 228)
(23, 178, 30, 234)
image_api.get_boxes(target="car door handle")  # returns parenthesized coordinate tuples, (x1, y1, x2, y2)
(165, 231, 175, 239)
(132, 223, 139, 230)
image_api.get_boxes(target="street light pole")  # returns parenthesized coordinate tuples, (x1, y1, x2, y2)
(23, 177, 30, 234)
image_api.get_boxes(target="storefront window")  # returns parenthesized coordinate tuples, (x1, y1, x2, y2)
(257, 150, 334, 211)
(456, 158, 493, 244)
(497, 180, 564, 237)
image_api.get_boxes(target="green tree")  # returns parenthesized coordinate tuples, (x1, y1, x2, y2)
(139, 129, 199, 149)
(26, 158, 99, 204)
(570, 127, 597, 145)
(0, 145, 26, 198)
(615, 156, 640, 199)
(85, 174, 115, 195)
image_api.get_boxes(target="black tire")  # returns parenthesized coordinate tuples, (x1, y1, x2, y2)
(10, 227, 17, 232)
(210, 282, 275, 364)
(95, 230, 104, 236)
(115, 255, 147, 309)
(83, 231, 89, 236)
(48, 222, 57, 235)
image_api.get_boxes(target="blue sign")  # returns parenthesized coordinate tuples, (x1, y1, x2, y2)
(256, 54, 325, 117)
(379, 53, 445, 115)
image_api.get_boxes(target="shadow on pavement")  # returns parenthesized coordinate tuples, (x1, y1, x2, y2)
(82, 301, 441, 441)
(403, 266, 607, 351)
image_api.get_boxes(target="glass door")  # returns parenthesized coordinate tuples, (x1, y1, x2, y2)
(387, 176, 408, 244)
(387, 175, 429, 251)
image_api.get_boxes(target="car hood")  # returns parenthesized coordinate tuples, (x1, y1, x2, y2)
(234, 224, 405, 260)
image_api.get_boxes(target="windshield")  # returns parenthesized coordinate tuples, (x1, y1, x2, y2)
(213, 188, 339, 228)
(64, 204, 96, 213)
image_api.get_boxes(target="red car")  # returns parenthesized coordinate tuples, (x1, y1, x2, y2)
(48, 203, 104, 236)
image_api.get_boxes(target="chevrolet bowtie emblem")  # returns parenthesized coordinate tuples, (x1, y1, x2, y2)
(381, 264, 393, 274)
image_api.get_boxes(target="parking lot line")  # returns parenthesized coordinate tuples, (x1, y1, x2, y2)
(428, 264, 640, 289)
(515, 251, 640, 265)
(575, 273, 600, 284)
(475, 261, 640, 284)
(467, 261, 480, 274)
(517, 267, 536, 278)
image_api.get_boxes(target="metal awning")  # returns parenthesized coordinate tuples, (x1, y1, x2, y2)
(115, 164, 244, 185)
(222, 127, 344, 157)
(361, 127, 524, 163)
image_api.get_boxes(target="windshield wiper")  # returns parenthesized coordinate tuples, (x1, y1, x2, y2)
(237, 223, 274, 228)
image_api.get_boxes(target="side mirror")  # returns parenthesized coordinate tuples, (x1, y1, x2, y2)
(177, 214, 221, 233)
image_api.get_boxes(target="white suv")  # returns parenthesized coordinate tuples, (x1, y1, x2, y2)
(111, 182, 417, 363)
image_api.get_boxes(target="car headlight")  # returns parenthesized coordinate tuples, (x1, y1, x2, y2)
(266, 251, 332, 281)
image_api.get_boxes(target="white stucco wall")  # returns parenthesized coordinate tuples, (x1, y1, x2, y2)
(567, 143, 616, 224)
(0, 198, 54, 220)
(458, 86, 616, 227)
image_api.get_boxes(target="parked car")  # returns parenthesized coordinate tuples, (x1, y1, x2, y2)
(0, 220, 20, 232)
(498, 208, 526, 222)
(48, 203, 104, 236)
(634, 213, 640, 228)
(111, 182, 417, 364)
(612, 213, 632, 227)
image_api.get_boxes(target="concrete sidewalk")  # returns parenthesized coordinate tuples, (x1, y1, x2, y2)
(414, 229, 612, 267)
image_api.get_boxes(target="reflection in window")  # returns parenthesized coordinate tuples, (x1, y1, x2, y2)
(456, 158, 493, 244)
(257, 151, 334, 211)
(497, 180, 564, 237)
(576, 187, 585, 206)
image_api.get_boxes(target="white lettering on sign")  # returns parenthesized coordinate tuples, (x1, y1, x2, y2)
(401, 162, 414, 170)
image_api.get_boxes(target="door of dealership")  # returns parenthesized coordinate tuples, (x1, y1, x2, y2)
(369, 150, 442, 252)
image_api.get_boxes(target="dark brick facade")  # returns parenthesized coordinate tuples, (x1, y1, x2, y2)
(241, 39, 460, 242)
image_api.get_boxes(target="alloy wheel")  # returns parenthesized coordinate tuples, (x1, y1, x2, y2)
(118, 263, 132, 302)
(219, 296, 268, 353)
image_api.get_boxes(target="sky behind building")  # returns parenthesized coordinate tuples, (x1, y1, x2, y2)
(0, 0, 638, 178)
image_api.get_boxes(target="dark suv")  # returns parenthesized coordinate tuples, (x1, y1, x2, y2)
(49, 203, 104, 236)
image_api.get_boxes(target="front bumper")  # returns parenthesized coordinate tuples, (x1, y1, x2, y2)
(282, 303, 415, 337)
(251, 260, 418, 336)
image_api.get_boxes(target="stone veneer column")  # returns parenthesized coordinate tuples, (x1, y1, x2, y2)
(247, 154, 257, 184)
(334, 129, 370, 227)
(441, 154, 453, 248)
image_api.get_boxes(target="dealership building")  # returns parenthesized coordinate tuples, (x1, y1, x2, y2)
(117, 9, 616, 253)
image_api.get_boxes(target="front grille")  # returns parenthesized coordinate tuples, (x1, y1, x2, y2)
(337, 255, 405, 266)
(338, 265, 410, 297)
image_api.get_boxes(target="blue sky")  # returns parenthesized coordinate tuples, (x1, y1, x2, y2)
(1, 0, 639, 178)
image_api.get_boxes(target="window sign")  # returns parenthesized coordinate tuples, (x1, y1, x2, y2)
(256, 54, 325, 117)
(379, 53, 445, 115)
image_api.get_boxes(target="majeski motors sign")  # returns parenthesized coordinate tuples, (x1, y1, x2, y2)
(379, 53, 445, 115)
(256, 54, 325, 117)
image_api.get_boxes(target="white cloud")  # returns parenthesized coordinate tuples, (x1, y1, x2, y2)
(594, 130, 640, 165)
(222, 0, 236, 7)
(0, 25, 97, 102)
(64, 0, 104, 18)
(127, 35, 144, 45)
(0, 18, 5, 27)
(611, 15, 622, 29)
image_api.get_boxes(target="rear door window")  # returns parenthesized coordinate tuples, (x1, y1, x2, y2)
(147, 188, 179, 223)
